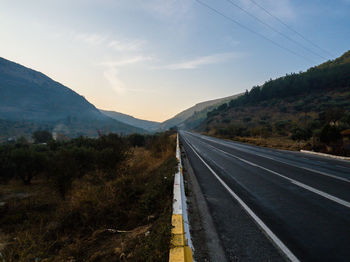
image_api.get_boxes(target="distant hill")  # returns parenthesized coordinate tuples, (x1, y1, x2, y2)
(100, 110, 160, 132)
(197, 50, 350, 155)
(100, 94, 243, 133)
(159, 94, 242, 130)
(0, 57, 144, 141)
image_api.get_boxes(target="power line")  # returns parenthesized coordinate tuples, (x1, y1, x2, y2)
(195, 0, 313, 62)
(246, 0, 334, 58)
(224, 0, 327, 60)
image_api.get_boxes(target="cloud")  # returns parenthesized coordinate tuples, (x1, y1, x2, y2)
(142, 0, 193, 19)
(75, 32, 107, 45)
(163, 52, 242, 70)
(72, 31, 147, 53)
(99, 55, 154, 94)
(103, 67, 126, 94)
(98, 55, 154, 67)
(108, 39, 147, 52)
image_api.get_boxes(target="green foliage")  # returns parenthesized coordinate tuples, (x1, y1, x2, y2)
(291, 127, 312, 141)
(1, 132, 176, 261)
(198, 51, 350, 155)
(320, 124, 342, 143)
(217, 103, 228, 111)
(10, 146, 47, 185)
(128, 133, 146, 147)
(243, 117, 252, 123)
(216, 125, 249, 138)
(226, 51, 350, 109)
(32, 130, 53, 144)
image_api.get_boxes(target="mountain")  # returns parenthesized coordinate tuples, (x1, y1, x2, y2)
(100, 110, 160, 132)
(159, 94, 242, 130)
(100, 94, 242, 132)
(0, 57, 145, 140)
(196, 50, 350, 155)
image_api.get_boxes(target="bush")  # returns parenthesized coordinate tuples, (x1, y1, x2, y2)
(1, 131, 176, 261)
(10, 148, 47, 185)
(128, 133, 146, 147)
(32, 130, 53, 144)
(319, 124, 342, 143)
(291, 127, 312, 141)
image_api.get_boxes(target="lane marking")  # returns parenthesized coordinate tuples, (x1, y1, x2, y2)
(190, 132, 350, 184)
(182, 134, 300, 262)
(194, 137, 350, 209)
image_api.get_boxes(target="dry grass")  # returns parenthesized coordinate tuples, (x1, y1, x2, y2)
(234, 136, 309, 151)
(0, 133, 176, 261)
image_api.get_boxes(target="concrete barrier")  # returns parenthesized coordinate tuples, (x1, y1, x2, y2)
(300, 150, 350, 161)
(169, 134, 193, 262)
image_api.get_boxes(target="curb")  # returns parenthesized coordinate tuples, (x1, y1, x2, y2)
(300, 150, 350, 161)
(169, 134, 194, 262)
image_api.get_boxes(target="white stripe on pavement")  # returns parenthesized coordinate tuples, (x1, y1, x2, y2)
(196, 137, 350, 209)
(182, 134, 300, 262)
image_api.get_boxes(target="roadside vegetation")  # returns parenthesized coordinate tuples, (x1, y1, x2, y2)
(0, 131, 176, 261)
(196, 50, 350, 156)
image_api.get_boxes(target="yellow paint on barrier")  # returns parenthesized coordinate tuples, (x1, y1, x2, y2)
(169, 246, 186, 262)
(184, 246, 193, 261)
(170, 134, 193, 262)
(169, 214, 193, 262)
(169, 246, 193, 262)
(171, 214, 184, 237)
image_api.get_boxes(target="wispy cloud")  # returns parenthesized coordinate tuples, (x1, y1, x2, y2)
(142, 0, 194, 19)
(71, 31, 147, 53)
(98, 56, 154, 67)
(75, 32, 107, 45)
(70, 31, 152, 94)
(103, 67, 126, 94)
(163, 52, 243, 70)
(99, 56, 154, 94)
(108, 39, 147, 52)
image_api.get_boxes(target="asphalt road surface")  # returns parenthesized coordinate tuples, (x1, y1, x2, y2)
(180, 131, 350, 262)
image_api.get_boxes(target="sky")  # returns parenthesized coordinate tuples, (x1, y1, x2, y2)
(1, 0, 350, 122)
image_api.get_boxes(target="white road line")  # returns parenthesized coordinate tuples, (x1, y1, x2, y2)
(292, 181, 350, 208)
(191, 133, 350, 184)
(196, 138, 350, 209)
(182, 134, 300, 262)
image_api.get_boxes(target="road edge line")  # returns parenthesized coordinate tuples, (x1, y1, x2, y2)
(182, 134, 300, 262)
(300, 150, 350, 161)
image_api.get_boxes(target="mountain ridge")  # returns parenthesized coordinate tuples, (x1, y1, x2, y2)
(99, 109, 160, 132)
(159, 93, 242, 130)
(0, 57, 145, 140)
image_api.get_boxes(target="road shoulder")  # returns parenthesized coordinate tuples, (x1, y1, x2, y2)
(180, 139, 228, 262)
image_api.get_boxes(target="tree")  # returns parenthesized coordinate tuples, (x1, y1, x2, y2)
(128, 134, 146, 147)
(291, 127, 311, 141)
(32, 130, 53, 144)
(320, 124, 342, 144)
(11, 148, 46, 185)
(49, 149, 78, 199)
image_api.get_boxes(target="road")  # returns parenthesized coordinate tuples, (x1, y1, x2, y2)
(180, 131, 350, 262)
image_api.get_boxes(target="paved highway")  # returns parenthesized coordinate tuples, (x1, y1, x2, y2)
(180, 131, 350, 262)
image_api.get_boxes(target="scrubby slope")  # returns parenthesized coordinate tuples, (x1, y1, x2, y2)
(198, 51, 350, 155)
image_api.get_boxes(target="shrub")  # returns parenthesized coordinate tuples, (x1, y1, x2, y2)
(319, 124, 342, 143)
(32, 130, 53, 144)
(291, 127, 312, 141)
